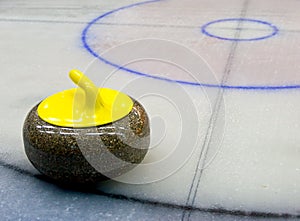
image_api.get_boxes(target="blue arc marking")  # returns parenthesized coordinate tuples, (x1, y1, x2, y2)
(201, 18, 279, 41)
(81, 0, 300, 91)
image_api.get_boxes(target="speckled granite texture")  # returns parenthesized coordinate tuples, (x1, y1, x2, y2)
(23, 100, 150, 184)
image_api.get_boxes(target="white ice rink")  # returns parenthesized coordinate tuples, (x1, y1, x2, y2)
(1, 0, 299, 220)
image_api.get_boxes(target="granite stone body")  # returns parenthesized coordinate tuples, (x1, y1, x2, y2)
(23, 100, 150, 184)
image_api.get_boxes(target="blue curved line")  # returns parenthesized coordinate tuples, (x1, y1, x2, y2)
(81, 1, 300, 91)
(201, 18, 279, 41)
(82, 0, 162, 60)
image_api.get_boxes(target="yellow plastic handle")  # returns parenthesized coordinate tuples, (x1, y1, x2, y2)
(37, 70, 133, 127)
(69, 70, 104, 111)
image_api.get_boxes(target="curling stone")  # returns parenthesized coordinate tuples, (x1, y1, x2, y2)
(23, 70, 150, 184)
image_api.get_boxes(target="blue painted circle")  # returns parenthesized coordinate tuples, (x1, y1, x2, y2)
(201, 18, 279, 41)
(81, 1, 300, 90)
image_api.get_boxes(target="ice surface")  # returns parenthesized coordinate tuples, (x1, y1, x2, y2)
(0, 0, 299, 220)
